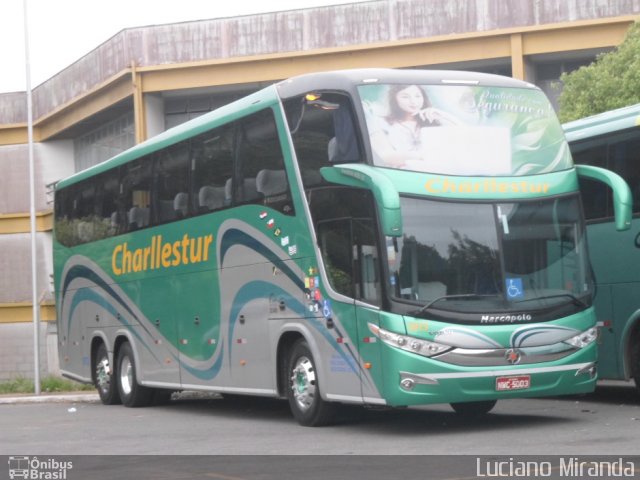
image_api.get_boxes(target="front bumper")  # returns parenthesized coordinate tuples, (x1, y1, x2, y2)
(381, 343, 597, 406)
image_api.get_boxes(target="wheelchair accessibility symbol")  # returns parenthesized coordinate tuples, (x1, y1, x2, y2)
(322, 300, 332, 319)
(506, 278, 524, 300)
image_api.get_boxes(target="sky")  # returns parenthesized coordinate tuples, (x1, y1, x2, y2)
(0, 0, 370, 94)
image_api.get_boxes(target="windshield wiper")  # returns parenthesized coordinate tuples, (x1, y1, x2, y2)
(513, 292, 589, 308)
(410, 294, 501, 316)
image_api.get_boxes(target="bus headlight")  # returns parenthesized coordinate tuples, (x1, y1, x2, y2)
(368, 323, 451, 358)
(563, 327, 598, 349)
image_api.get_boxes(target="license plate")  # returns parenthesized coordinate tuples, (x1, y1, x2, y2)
(496, 375, 530, 391)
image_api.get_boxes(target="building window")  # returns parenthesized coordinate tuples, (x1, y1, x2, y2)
(74, 112, 135, 172)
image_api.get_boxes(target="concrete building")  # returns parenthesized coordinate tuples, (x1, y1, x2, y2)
(0, 0, 638, 380)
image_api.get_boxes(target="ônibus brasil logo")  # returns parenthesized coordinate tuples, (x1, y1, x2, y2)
(8, 456, 73, 479)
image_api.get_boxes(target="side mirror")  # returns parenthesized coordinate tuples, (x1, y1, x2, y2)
(576, 165, 632, 231)
(320, 164, 402, 237)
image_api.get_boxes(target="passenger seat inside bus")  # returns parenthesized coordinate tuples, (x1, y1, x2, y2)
(128, 206, 150, 229)
(225, 178, 260, 204)
(198, 186, 226, 211)
(110, 211, 120, 229)
(173, 192, 189, 218)
(256, 169, 287, 197)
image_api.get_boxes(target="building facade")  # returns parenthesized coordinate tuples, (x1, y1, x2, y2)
(1, 0, 639, 380)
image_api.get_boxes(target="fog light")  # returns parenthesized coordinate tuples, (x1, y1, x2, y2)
(400, 378, 415, 391)
(576, 362, 597, 379)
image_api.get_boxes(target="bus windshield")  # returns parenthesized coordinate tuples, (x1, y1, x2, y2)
(359, 84, 572, 176)
(388, 195, 593, 323)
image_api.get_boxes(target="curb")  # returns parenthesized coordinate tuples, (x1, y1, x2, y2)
(0, 392, 99, 405)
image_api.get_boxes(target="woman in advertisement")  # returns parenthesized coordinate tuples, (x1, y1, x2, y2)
(367, 84, 462, 170)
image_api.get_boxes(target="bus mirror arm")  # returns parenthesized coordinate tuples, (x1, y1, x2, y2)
(576, 165, 633, 231)
(320, 164, 403, 237)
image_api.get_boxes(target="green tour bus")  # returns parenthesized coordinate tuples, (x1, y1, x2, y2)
(564, 103, 640, 393)
(54, 69, 631, 426)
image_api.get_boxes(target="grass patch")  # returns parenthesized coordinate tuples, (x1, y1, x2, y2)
(0, 376, 94, 394)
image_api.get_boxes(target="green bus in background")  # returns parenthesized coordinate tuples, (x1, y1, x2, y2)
(564, 104, 640, 393)
(54, 69, 631, 426)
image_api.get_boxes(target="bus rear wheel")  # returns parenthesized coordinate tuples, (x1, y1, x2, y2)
(632, 341, 640, 394)
(286, 339, 338, 426)
(93, 343, 121, 405)
(116, 342, 153, 408)
(450, 399, 497, 416)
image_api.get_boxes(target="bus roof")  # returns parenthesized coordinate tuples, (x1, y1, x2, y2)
(57, 68, 539, 190)
(563, 103, 640, 143)
(276, 68, 537, 99)
(56, 85, 281, 190)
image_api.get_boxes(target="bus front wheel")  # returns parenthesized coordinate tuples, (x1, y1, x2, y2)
(93, 343, 121, 405)
(450, 399, 497, 416)
(286, 339, 338, 426)
(116, 342, 153, 408)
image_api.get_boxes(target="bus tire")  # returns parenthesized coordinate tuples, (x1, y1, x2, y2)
(450, 399, 497, 416)
(116, 342, 153, 408)
(632, 340, 640, 394)
(286, 339, 338, 426)
(93, 342, 121, 405)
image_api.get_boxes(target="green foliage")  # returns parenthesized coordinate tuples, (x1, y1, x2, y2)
(558, 22, 640, 123)
(0, 376, 93, 394)
(0, 377, 33, 394)
(56, 215, 116, 247)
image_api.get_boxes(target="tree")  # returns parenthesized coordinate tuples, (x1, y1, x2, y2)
(557, 21, 640, 123)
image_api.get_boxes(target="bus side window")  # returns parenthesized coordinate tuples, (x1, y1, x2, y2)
(310, 187, 382, 305)
(121, 158, 152, 232)
(573, 141, 613, 222)
(153, 143, 190, 225)
(54, 186, 81, 247)
(68, 182, 99, 245)
(55, 169, 123, 246)
(608, 130, 640, 215)
(317, 219, 354, 298)
(579, 177, 612, 222)
(283, 92, 361, 191)
(353, 218, 382, 304)
(236, 108, 294, 215)
(575, 130, 640, 221)
(191, 124, 234, 214)
(100, 168, 122, 237)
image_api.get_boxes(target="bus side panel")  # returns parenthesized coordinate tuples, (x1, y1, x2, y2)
(587, 219, 640, 379)
(134, 274, 181, 385)
(354, 307, 385, 403)
(591, 284, 618, 378)
(175, 219, 284, 392)
(58, 286, 91, 382)
(311, 297, 363, 403)
(171, 268, 222, 387)
(612, 283, 640, 379)
(587, 220, 640, 286)
(180, 262, 274, 391)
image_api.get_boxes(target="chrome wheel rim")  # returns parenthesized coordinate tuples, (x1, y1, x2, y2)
(119, 356, 133, 396)
(95, 356, 111, 394)
(290, 355, 316, 412)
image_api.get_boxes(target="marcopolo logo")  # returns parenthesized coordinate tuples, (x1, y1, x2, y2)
(8, 456, 73, 479)
(480, 314, 532, 324)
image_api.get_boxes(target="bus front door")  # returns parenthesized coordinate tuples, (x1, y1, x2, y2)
(316, 215, 385, 405)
